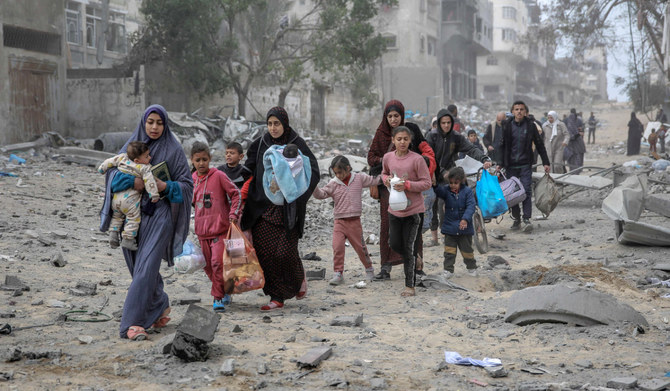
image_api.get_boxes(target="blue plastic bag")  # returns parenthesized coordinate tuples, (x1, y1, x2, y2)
(476, 170, 508, 219)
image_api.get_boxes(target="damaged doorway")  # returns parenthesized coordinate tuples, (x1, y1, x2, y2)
(8, 57, 57, 144)
(310, 85, 326, 135)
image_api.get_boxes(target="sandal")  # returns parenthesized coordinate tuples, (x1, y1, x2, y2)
(400, 287, 416, 297)
(296, 276, 307, 300)
(127, 326, 148, 341)
(152, 307, 171, 329)
(260, 300, 284, 311)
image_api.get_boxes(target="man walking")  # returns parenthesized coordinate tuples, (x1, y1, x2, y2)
(499, 101, 550, 233)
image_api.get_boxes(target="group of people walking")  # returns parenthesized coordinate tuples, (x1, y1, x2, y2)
(100, 99, 596, 341)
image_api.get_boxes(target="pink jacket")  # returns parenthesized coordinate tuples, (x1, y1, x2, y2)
(382, 150, 431, 217)
(312, 172, 380, 219)
(192, 168, 241, 239)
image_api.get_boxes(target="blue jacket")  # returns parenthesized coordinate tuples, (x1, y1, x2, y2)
(434, 183, 475, 236)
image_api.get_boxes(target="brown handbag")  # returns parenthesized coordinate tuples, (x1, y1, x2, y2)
(369, 185, 380, 200)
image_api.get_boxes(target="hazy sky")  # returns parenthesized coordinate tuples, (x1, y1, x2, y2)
(536, 0, 632, 102)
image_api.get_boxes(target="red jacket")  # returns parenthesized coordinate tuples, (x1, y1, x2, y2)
(192, 168, 241, 239)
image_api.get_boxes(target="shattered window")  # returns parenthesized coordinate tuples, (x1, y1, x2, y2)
(86, 6, 101, 48)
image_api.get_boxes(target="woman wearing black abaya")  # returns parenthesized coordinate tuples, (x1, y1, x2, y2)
(627, 112, 644, 156)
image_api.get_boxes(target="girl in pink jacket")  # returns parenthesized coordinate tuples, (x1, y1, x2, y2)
(312, 156, 380, 285)
(191, 142, 241, 313)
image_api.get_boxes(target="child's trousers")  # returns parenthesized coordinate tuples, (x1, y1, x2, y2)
(199, 235, 227, 299)
(388, 213, 420, 288)
(333, 217, 373, 273)
(443, 234, 477, 273)
(110, 190, 141, 240)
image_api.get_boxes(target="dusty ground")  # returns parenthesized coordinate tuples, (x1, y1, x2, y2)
(1, 102, 669, 391)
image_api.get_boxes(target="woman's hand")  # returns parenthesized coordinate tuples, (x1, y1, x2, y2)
(392, 181, 405, 192)
(483, 161, 492, 170)
(383, 177, 391, 188)
(229, 217, 238, 224)
(133, 177, 145, 192)
(156, 179, 167, 192)
(459, 219, 468, 230)
(431, 172, 437, 186)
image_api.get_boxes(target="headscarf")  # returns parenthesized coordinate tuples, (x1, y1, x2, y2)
(266, 106, 291, 144)
(116, 104, 193, 257)
(376, 100, 405, 137)
(267, 106, 290, 133)
(547, 110, 559, 140)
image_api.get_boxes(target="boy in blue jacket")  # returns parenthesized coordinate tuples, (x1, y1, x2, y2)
(434, 167, 478, 281)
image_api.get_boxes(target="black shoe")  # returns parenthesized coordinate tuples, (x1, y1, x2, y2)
(522, 218, 533, 233)
(374, 270, 390, 280)
(511, 219, 521, 230)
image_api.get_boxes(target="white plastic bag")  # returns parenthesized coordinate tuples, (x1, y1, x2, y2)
(173, 240, 206, 274)
(389, 175, 408, 211)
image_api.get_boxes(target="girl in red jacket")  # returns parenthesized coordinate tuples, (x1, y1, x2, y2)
(312, 156, 380, 285)
(191, 142, 242, 313)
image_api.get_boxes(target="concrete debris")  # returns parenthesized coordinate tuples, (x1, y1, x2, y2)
(50, 253, 67, 267)
(505, 285, 648, 327)
(317, 155, 368, 176)
(220, 358, 235, 376)
(574, 359, 593, 368)
(69, 281, 97, 296)
(302, 252, 322, 261)
(330, 314, 363, 327)
(606, 377, 637, 389)
(614, 220, 670, 246)
(651, 263, 670, 272)
(296, 346, 332, 368)
(171, 304, 220, 362)
(1, 276, 29, 292)
(485, 365, 508, 378)
(637, 379, 670, 391)
(306, 268, 326, 280)
(93, 132, 133, 153)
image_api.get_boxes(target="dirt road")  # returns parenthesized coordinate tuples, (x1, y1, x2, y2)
(0, 102, 668, 390)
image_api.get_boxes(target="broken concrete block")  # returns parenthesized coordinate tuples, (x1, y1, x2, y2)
(306, 268, 326, 281)
(220, 358, 235, 376)
(2, 348, 23, 363)
(330, 314, 363, 327)
(257, 361, 268, 374)
(69, 282, 97, 296)
(77, 336, 93, 344)
(637, 379, 670, 391)
(154, 333, 176, 355)
(302, 252, 322, 261)
(370, 378, 386, 389)
(232, 324, 242, 333)
(50, 253, 67, 267)
(505, 285, 649, 327)
(574, 359, 593, 368)
(296, 346, 332, 368)
(487, 255, 508, 268)
(485, 365, 508, 378)
(606, 377, 637, 389)
(651, 263, 670, 272)
(171, 304, 220, 362)
(1, 276, 29, 292)
(645, 193, 670, 218)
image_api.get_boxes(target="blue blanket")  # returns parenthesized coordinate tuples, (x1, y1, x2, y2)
(262, 145, 312, 205)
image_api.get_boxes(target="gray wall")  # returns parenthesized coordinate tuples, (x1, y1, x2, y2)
(65, 67, 146, 139)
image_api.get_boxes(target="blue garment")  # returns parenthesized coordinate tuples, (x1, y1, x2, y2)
(111, 173, 183, 203)
(99, 104, 193, 338)
(262, 145, 312, 205)
(434, 183, 475, 236)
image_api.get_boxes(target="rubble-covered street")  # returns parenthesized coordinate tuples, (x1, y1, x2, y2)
(1, 103, 670, 391)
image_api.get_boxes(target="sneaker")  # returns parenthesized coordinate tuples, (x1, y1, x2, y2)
(121, 237, 138, 251)
(511, 219, 521, 230)
(365, 267, 375, 281)
(373, 270, 391, 281)
(213, 298, 226, 313)
(467, 268, 478, 277)
(329, 272, 344, 286)
(439, 270, 453, 284)
(222, 294, 232, 306)
(109, 231, 120, 249)
(522, 218, 533, 233)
